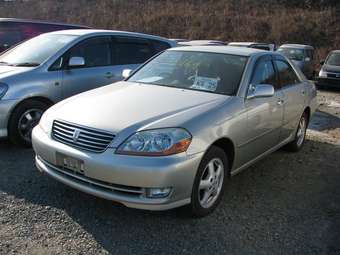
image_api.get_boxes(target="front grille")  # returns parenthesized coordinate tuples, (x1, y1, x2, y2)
(52, 120, 115, 153)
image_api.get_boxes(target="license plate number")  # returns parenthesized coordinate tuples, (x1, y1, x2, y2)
(56, 152, 85, 174)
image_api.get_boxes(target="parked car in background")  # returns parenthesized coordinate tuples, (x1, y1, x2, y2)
(0, 18, 89, 53)
(178, 40, 226, 46)
(228, 42, 276, 51)
(317, 50, 340, 88)
(32, 46, 317, 217)
(277, 44, 315, 79)
(0, 29, 176, 145)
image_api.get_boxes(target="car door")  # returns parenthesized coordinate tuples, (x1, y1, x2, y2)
(242, 56, 284, 163)
(273, 58, 306, 141)
(61, 36, 118, 98)
(110, 36, 157, 79)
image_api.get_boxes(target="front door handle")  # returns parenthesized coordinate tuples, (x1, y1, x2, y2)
(105, 72, 114, 79)
(277, 99, 284, 105)
(301, 90, 305, 95)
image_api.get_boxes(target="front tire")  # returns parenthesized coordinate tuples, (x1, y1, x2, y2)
(190, 146, 229, 217)
(8, 100, 49, 146)
(284, 111, 308, 152)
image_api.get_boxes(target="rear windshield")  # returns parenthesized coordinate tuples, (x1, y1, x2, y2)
(128, 50, 248, 96)
(326, 53, 340, 66)
(0, 33, 76, 66)
(0, 23, 22, 51)
(277, 48, 305, 61)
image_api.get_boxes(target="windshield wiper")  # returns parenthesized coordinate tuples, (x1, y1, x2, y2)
(14, 62, 40, 67)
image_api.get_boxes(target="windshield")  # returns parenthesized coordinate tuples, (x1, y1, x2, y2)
(128, 51, 248, 96)
(326, 53, 340, 66)
(277, 48, 304, 61)
(0, 34, 76, 66)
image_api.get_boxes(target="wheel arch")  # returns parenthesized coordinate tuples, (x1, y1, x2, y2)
(7, 96, 54, 128)
(208, 137, 235, 174)
(304, 106, 311, 123)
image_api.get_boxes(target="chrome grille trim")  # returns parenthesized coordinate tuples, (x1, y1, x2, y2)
(52, 120, 115, 153)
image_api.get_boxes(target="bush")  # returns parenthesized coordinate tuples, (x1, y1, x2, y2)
(0, 0, 338, 64)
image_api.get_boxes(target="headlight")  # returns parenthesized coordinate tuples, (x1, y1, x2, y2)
(116, 128, 192, 156)
(319, 69, 327, 78)
(0, 83, 8, 99)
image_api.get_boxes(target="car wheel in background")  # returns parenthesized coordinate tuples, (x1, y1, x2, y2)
(190, 146, 229, 217)
(8, 100, 49, 146)
(284, 111, 308, 152)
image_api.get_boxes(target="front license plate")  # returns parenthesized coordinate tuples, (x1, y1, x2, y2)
(56, 152, 85, 174)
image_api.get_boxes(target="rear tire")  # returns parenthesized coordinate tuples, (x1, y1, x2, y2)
(284, 111, 308, 152)
(8, 100, 49, 147)
(190, 146, 229, 217)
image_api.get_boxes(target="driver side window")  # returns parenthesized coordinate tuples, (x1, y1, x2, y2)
(68, 37, 111, 68)
(251, 59, 278, 89)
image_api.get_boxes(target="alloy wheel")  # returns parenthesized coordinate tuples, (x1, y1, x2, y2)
(18, 108, 43, 143)
(296, 115, 307, 147)
(198, 158, 225, 209)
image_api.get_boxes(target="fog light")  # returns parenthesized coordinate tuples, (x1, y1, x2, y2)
(145, 188, 172, 198)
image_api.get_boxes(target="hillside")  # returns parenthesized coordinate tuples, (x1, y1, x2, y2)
(0, 0, 338, 62)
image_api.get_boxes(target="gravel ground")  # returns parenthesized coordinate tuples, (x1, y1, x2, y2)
(0, 90, 339, 255)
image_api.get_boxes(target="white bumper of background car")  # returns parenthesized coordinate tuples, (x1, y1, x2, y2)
(32, 125, 204, 211)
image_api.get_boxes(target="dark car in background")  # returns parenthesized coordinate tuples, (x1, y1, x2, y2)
(0, 18, 89, 53)
(277, 44, 315, 79)
(317, 50, 340, 88)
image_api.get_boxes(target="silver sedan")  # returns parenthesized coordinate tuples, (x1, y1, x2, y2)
(32, 46, 318, 217)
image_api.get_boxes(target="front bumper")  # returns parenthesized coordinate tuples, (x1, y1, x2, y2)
(0, 99, 19, 138)
(316, 77, 340, 88)
(32, 126, 204, 211)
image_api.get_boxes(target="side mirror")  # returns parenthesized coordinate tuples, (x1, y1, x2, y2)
(305, 57, 311, 62)
(320, 60, 325, 65)
(247, 84, 274, 99)
(122, 69, 132, 79)
(68, 56, 85, 67)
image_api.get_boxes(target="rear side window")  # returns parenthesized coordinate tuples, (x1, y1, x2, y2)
(251, 59, 278, 89)
(113, 36, 154, 65)
(68, 37, 111, 68)
(275, 60, 300, 87)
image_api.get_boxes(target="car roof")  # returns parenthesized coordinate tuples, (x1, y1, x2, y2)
(0, 18, 89, 28)
(168, 45, 267, 56)
(179, 40, 226, 46)
(48, 29, 175, 44)
(330, 50, 340, 54)
(228, 42, 272, 46)
(279, 44, 314, 50)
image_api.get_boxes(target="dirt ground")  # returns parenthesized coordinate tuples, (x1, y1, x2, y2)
(0, 89, 339, 255)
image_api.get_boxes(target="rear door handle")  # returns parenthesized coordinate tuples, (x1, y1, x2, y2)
(105, 72, 114, 78)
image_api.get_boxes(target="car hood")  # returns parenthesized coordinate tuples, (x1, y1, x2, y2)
(0, 65, 33, 79)
(50, 81, 228, 134)
(323, 64, 340, 73)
